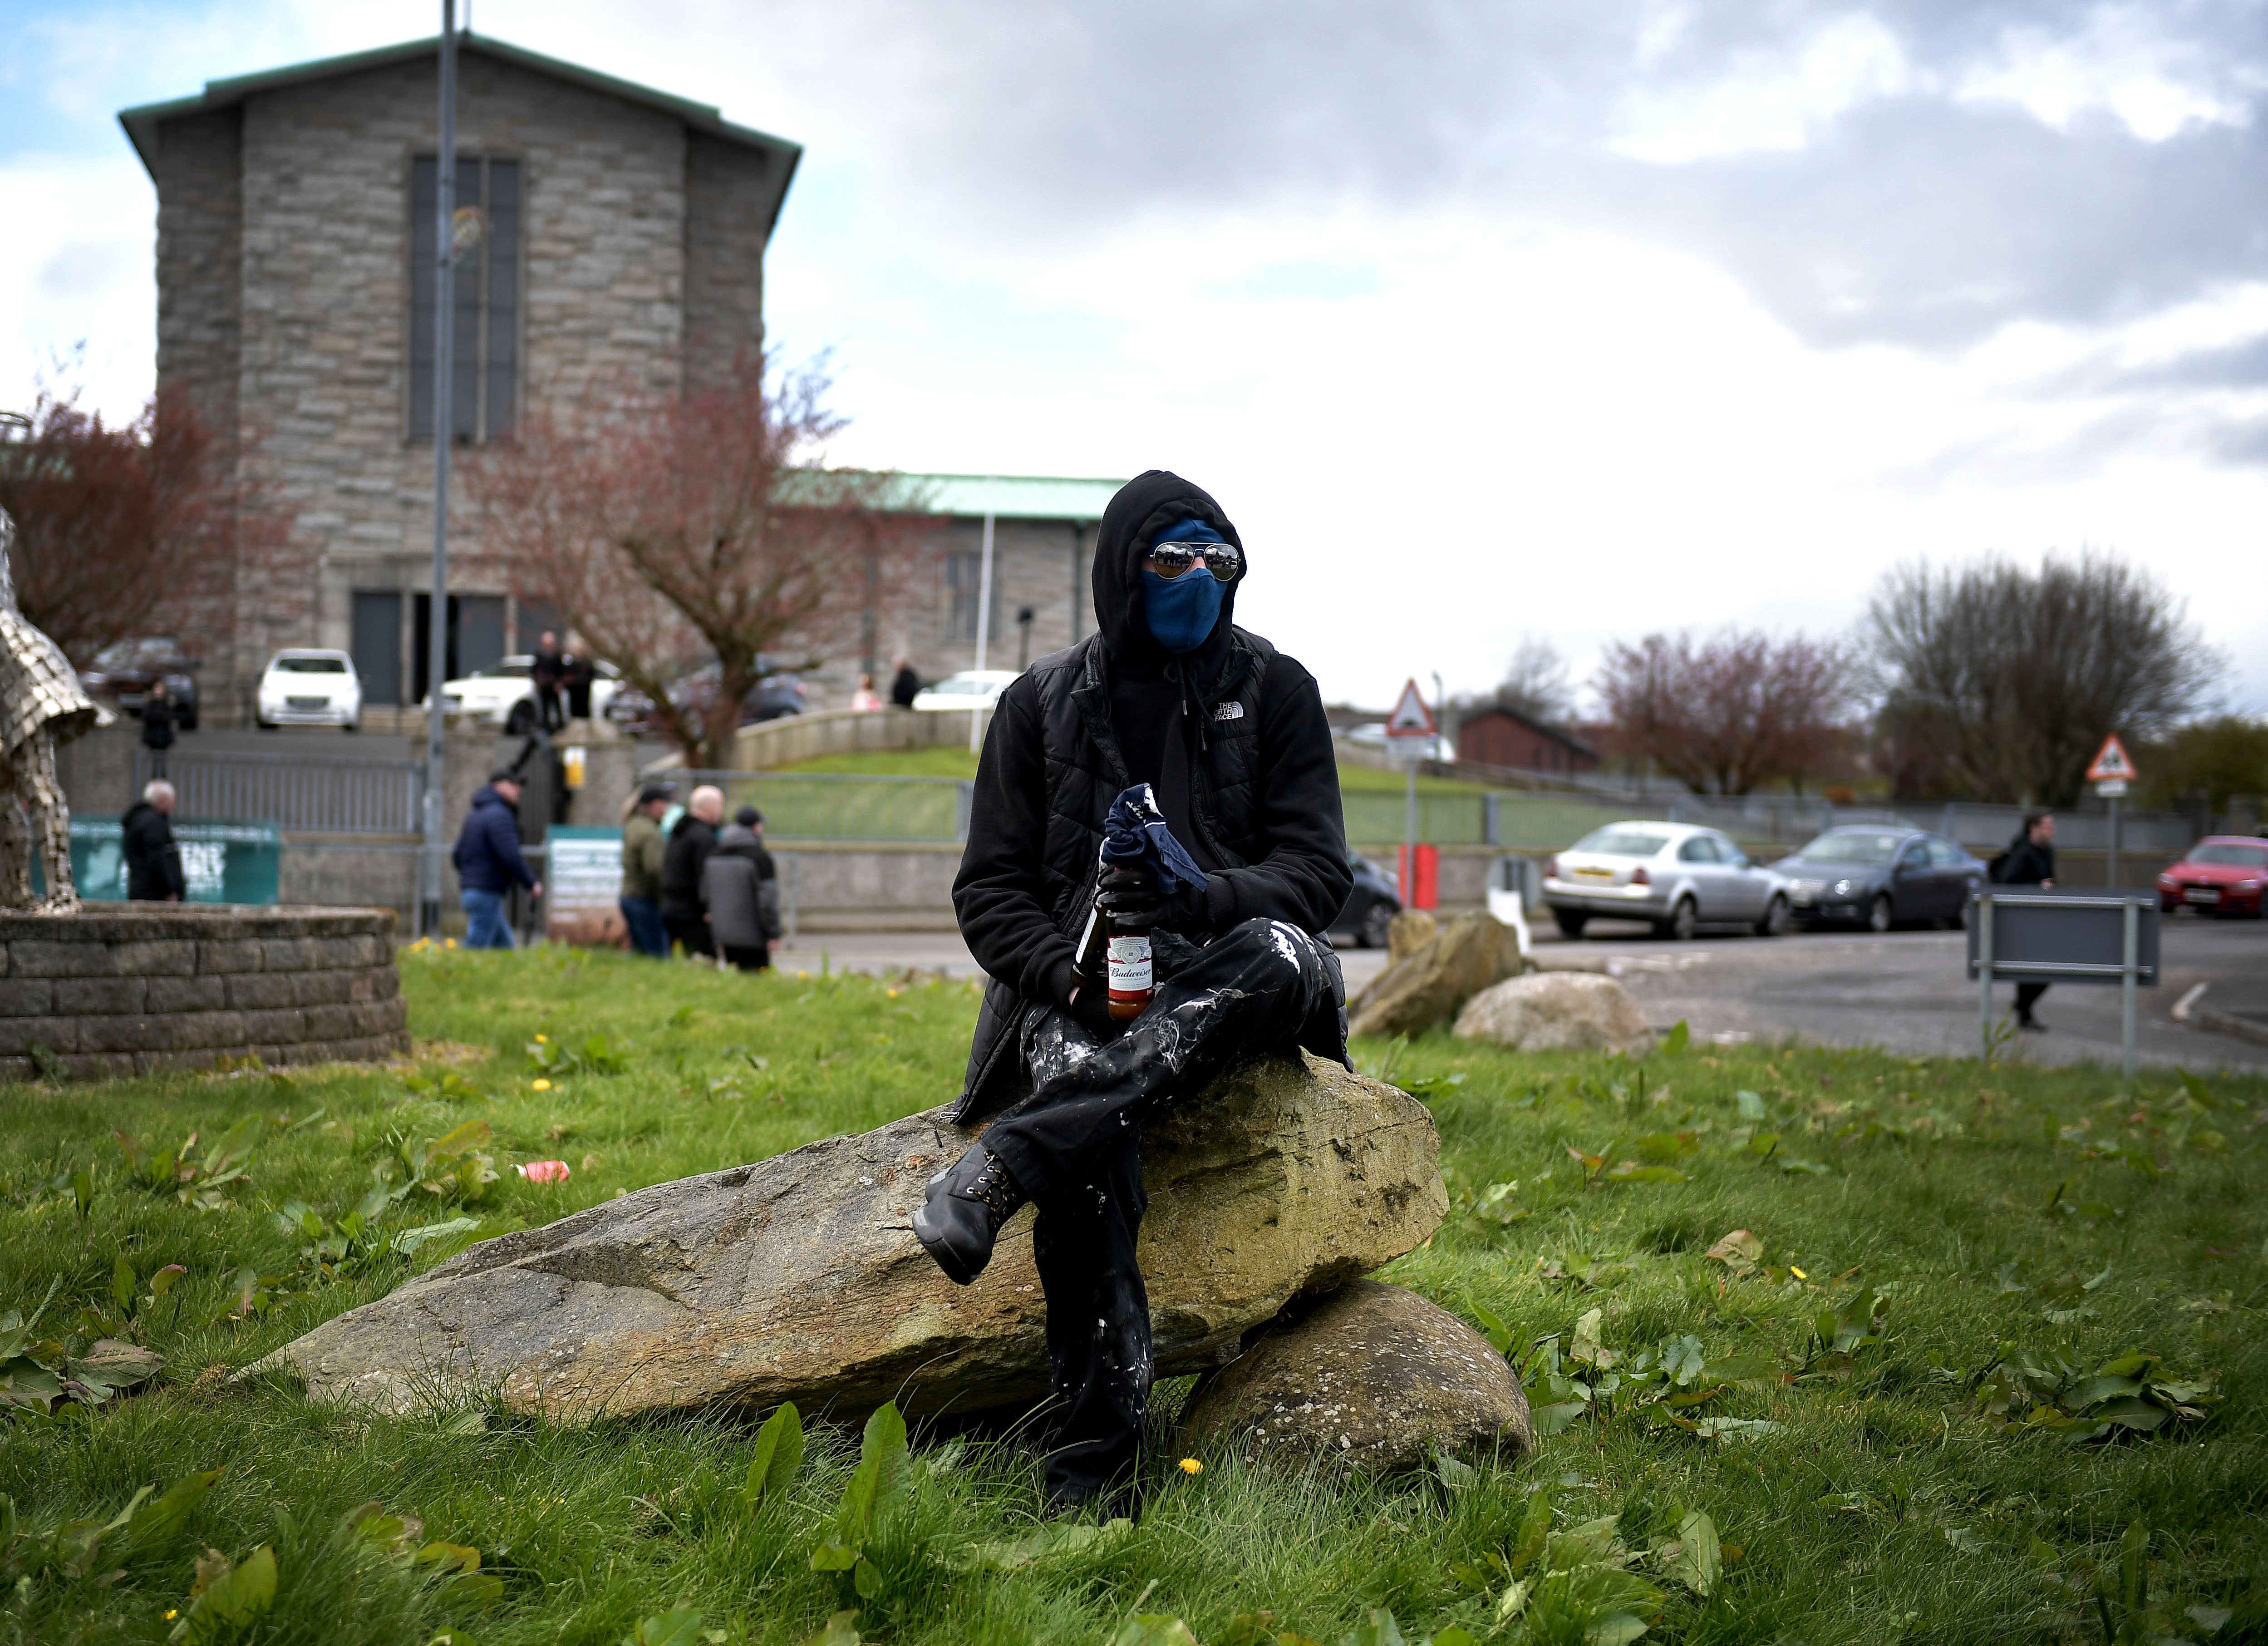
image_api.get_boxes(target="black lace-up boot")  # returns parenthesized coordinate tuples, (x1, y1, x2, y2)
(912, 1144, 1028, 1285)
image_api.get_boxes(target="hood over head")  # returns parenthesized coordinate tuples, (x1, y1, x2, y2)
(1091, 470, 1243, 669)
(471, 784, 514, 811)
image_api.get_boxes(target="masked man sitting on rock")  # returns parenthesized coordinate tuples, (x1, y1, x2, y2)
(915, 470, 1353, 1515)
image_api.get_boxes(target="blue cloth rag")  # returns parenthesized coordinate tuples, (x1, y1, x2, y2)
(1099, 783, 1207, 896)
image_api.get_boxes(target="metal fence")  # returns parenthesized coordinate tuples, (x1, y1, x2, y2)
(134, 749, 425, 835)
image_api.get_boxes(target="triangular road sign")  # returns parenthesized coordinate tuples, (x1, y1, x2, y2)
(2086, 734, 2135, 783)
(1386, 678, 1436, 738)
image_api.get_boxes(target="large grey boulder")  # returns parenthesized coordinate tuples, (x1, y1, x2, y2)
(1178, 1280, 1533, 1472)
(1453, 971, 1655, 1055)
(1348, 912, 1525, 1039)
(250, 1053, 1447, 1422)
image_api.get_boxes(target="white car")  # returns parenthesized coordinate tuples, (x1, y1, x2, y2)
(256, 649, 362, 730)
(424, 655, 623, 732)
(1543, 819, 1793, 941)
(910, 670, 1021, 712)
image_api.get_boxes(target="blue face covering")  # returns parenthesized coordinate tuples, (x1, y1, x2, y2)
(1141, 517, 1230, 653)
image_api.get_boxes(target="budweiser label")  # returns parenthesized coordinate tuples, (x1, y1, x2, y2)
(1107, 933, 1152, 996)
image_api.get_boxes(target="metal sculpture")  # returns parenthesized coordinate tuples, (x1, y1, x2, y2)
(0, 414, 110, 912)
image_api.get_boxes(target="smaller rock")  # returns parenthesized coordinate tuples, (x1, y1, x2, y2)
(1453, 971, 1655, 1055)
(1386, 908, 1437, 963)
(1178, 1281, 1533, 1473)
(1348, 912, 1523, 1039)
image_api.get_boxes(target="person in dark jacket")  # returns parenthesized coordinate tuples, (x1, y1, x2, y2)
(619, 781, 674, 957)
(702, 804, 779, 971)
(452, 769, 541, 949)
(660, 784, 724, 958)
(889, 657, 921, 710)
(914, 470, 1351, 1514)
(1996, 811, 2057, 1030)
(531, 630, 566, 733)
(121, 779, 186, 902)
(562, 641, 596, 721)
(139, 680, 177, 779)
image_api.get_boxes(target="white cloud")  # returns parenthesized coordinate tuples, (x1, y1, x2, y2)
(1610, 13, 1916, 164)
(1954, 4, 2265, 142)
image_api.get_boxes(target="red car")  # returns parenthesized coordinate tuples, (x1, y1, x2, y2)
(2158, 836, 2268, 917)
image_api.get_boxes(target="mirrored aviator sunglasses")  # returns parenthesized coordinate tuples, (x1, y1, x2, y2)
(1147, 540, 1243, 582)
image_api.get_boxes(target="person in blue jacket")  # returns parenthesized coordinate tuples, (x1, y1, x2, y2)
(453, 768, 541, 948)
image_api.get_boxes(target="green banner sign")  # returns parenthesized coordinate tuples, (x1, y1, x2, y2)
(54, 817, 284, 906)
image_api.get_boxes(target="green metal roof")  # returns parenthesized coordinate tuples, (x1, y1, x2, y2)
(877, 474, 1127, 522)
(117, 33, 801, 231)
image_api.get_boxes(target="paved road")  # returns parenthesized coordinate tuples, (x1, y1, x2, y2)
(776, 915, 2268, 1073)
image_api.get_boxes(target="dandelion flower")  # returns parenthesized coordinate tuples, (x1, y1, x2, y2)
(165, 1611, 178, 1621)
(535, 1034, 549, 1043)
(531, 1078, 552, 1091)
(1179, 1458, 1202, 1476)
(1790, 1265, 1809, 1279)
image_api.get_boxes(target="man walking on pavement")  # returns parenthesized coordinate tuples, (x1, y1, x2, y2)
(121, 779, 186, 902)
(619, 780, 674, 957)
(889, 656, 921, 710)
(139, 679, 177, 779)
(1995, 810, 2057, 1031)
(452, 768, 541, 949)
(661, 784, 725, 959)
(914, 470, 1351, 1516)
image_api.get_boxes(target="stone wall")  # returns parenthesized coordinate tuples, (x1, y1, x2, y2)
(0, 908, 409, 1083)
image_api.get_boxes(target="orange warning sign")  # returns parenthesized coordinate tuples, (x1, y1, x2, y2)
(2085, 735, 2135, 784)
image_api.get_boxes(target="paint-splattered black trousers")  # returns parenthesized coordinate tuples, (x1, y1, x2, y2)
(981, 917, 1345, 1509)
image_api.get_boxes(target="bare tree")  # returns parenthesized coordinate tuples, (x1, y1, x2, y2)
(1594, 629, 1854, 794)
(1865, 551, 2220, 806)
(466, 354, 923, 768)
(0, 384, 286, 665)
(1494, 636, 1575, 723)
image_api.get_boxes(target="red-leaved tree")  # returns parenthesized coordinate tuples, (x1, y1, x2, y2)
(1594, 629, 1854, 794)
(0, 385, 285, 665)
(467, 354, 924, 767)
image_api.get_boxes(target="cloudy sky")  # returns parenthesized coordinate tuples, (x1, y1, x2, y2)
(6, 0, 2268, 714)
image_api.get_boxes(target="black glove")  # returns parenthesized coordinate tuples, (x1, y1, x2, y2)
(1094, 863, 1159, 922)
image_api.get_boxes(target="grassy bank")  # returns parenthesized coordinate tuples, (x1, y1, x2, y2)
(2, 947, 2263, 1645)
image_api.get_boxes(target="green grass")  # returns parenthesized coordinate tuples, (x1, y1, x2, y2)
(3, 949, 2264, 1645)
(777, 748, 982, 779)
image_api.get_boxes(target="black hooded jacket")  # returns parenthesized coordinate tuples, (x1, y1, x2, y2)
(950, 469, 1351, 1120)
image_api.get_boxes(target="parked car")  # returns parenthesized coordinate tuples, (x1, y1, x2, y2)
(80, 636, 200, 729)
(1328, 850, 1402, 948)
(1770, 826, 1986, 931)
(2158, 836, 2268, 917)
(910, 670, 1020, 712)
(424, 654, 625, 733)
(613, 661, 803, 737)
(256, 648, 362, 730)
(1341, 721, 1449, 761)
(1544, 820, 1791, 940)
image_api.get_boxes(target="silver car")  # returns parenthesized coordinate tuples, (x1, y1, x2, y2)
(1544, 820, 1793, 941)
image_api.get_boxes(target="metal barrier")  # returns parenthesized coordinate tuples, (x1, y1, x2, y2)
(133, 749, 425, 834)
(1969, 889, 2159, 1077)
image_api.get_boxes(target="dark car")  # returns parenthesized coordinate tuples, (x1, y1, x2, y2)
(80, 636, 200, 729)
(2157, 836, 2268, 917)
(619, 660, 805, 737)
(1329, 850, 1402, 948)
(1771, 825, 1986, 932)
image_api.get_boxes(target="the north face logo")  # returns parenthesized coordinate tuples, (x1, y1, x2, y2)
(1214, 700, 1245, 721)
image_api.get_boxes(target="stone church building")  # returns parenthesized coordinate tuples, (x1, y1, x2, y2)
(123, 32, 1114, 726)
(123, 34, 797, 722)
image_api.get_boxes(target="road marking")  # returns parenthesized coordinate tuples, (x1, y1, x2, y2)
(2172, 982, 2208, 1022)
